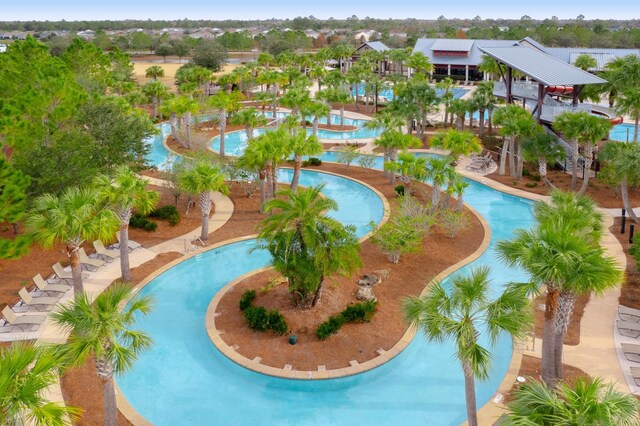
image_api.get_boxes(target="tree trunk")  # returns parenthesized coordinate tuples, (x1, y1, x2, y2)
(539, 157, 555, 188)
(488, 109, 493, 134)
(291, 156, 302, 192)
(478, 108, 485, 137)
(463, 362, 479, 426)
(311, 278, 325, 307)
(97, 363, 118, 426)
(68, 247, 84, 295)
(312, 118, 319, 136)
(578, 143, 594, 195)
(432, 184, 441, 208)
(200, 192, 212, 241)
(541, 285, 558, 388)
(169, 113, 183, 147)
(340, 106, 345, 126)
(571, 140, 579, 190)
(185, 111, 192, 149)
(499, 137, 510, 175)
(509, 140, 517, 178)
(219, 110, 227, 157)
(259, 170, 266, 213)
(634, 113, 639, 143)
(621, 178, 639, 223)
(553, 290, 576, 380)
(515, 142, 524, 180)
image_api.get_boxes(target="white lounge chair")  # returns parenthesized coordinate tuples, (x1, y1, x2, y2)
(52, 262, 88, 284)
(93, 240, 120, 262)
(617, 320, 640, 338)
(1, 306, 46, 332)
(18, 288, 60, 312)
(631, 367, 640, 386)
(116, 234, 142, 252)
(33, 274, 69, 296)
(621, 343, 640, 363)
(619, 305, 640, 323)
(78, 248, 106, 271)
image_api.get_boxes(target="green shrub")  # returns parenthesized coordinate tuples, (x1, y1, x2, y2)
(394, 185, 405, 196)
(315, 315, 346, 340)
(129, 214, 157, 231)
(303, 157, 322, 167)
(243, 304, 289, 335)
(530, 174, 541, 182)
(630, 239, 640, 266)
(239, 289, 256, 311)
(341, 301, 378, 323)
(149, 205, 181, 226)
(525, 182, 538, 188)
(244, 306, 269, 331)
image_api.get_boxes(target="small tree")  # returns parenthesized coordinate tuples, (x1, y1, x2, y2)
(335, 145, 361, 168)
(429, 128, 483, 164)
(372, 216, 425, 264)
(438, 208, 471, 238)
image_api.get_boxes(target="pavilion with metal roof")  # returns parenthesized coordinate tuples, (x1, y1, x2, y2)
(479, 45, 608, 123)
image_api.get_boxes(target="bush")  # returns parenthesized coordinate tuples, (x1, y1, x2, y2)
(239, 290, 256, 311)
(149, 205, 181, 226)
(438, 208, 470, 239)
(303, 157, 322, 167)
(315, 315, 346, 340)
(394, 185, 405, 196)
(266, 310, 289, 335)
(242, 304, 289, 335)
(525, 182, 538, 188)
(129, 214, 157, 231)
(341, 301, 377, 323)
(630, 239, 640, 266)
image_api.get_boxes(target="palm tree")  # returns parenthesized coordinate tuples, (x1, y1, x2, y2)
(25, 187, 119, 295)
(300, 100, 330, 136)
(404, 267, 532, 426)
(375, 130, 422, 185)
(478, 55, 504, 81)
(429, 128, 483, 164)
(145, 65, 165, 81)
(287, 131, 322, 192)
(385, 150, 428, 196)
(317, 87, 352, 126)
(505, 377, 640, 425)
(280, 86, 311, 117)
(554, 111, 611, 193)
(0, 342, 81, 426)
(520, 130, 567, 188)
(472, 81, 495, 137)
(142, 81, 169, 119)
(436, 77, 455, 123)
(52, 284, 153, 426)
(425, 156, 456, 208)
(173, 95, 199, 149)
(181, 160, 229, 241)
(230, 108, 267, 141)
(208, 90, 242, 157)
(615, 87, 640, 143)
(451, 177, 470, 212)
(406, 52, 434, 78)
(494, 105, 537, 178)
(574, 54, 597, 71)
(94, 166, 159, 281)
(257, 185, 362, 308)
(600, 141, 640, 223)
(448, 98, 470, 130)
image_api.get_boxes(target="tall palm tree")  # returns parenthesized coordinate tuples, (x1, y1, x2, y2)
(520, 130, 567, 188)
(94, 166, 159, 281)
(448, 98, 470, 130)
(257, 185, 362, 308)
(404, 267, 532, 426)
(173, 95, 199, 149)
(287, 131, 322, 192)
(494, 105, 537, 178)
(599, 141, 640, 223)
(385, 150, 428, 196)
(375, 130, 422, 185)
(425, 156, 456, 208)
(406, 51, 434, 78)
(505, 377, 640, 425)
(429, 128, 483, 164)
(436, 77, 455, 123)
(300, 101, 330, 136)
(0, 342, 81, 426)
(52, 284, 153, 426)
(280, 86, 311, 117)
(25, 187, 119, 295)
(615, 87, 640, 143)
(142, 81, 169, 119)
(208, 90, 242, 157)
(180, 160, 229, 241)
(472, 81, 495, 137)
(230, 108, 267, 141)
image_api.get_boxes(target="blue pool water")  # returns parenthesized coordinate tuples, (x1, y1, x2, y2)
(353, 84, 469, 102)
(123, 142, 536, 425)
(610, 123, 638, 142)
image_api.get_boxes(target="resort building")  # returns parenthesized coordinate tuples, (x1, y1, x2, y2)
(413, 36, 640, 83)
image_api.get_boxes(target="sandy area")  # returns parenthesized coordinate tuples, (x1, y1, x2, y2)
(132, 61, 241, 91)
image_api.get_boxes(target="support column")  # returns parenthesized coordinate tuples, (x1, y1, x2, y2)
(506, 67, 513, 104)
(447, 64, 451, 76)
(537, 83, 545, 123)
(572, 85, 579, 106)
(465, 65, 469, 83)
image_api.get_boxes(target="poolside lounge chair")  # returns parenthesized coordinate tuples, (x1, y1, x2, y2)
(93, 240, 120, 262)
(78, 248, 106, 271)
(18, 288, 60, 312)
(631, 367, 640, 386)
(619, 305, 640, 323)
(52, 262, 88, 284)
(1, 306, 46, 332)
(33, 274, 69, 296)
(621, 343, 640, 363)
(116, 234, 142, 252)
(617, 320, 640, 338)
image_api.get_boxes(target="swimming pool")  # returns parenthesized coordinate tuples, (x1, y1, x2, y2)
(119, 150, 535, 425)
(610, 123, 639, 142)
(352, 84, 469, 102)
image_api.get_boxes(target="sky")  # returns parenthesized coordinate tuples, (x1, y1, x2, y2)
(2, 0, 640, 21)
